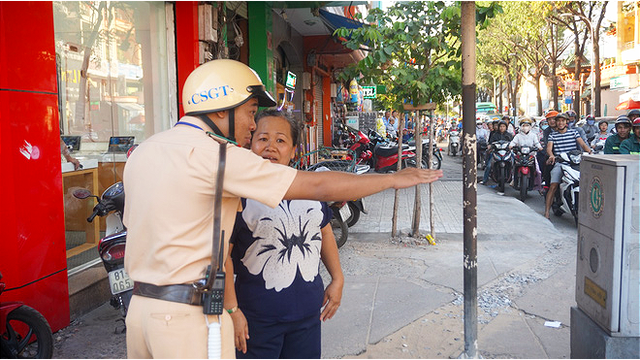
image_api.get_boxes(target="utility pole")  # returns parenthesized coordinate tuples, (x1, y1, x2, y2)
(461, 2, 478, 358)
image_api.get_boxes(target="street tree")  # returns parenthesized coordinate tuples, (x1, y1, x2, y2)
(550, 1, 606, 118)
(335, 1, 501, 237)
(477, 6, 528, 117)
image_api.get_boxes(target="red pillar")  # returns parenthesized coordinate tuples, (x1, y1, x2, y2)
(0, 1, 70, 332)
(175, 1, 200, 117)
(322, 76, 332, 146)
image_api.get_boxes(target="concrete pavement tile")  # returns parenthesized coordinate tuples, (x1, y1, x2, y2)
(515, 259, 577, 326)
(477, 311, 548, 359)
(480, 235, 549, 277)
(368, 277, 456, 344)
(523, 314, 570, 359)
(322, 276, 376, 358)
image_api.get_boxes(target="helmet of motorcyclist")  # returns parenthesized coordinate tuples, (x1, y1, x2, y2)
(598, 119, 608, 127)
(544, 110, 559, 119)
(519, 117, 532, 126)
(585, 114, 595, 126)
(182, 59, 276, 142)
(566, 109, 577, 119)
(627, 109, 640, 119)
(540, 119, 549, 130)
(476, 119, 483, 125)
(555, 112, 569, 121)
(632, 118, 640, 126)
(615, 115, 632, 126)
(519, 117, 533, 134)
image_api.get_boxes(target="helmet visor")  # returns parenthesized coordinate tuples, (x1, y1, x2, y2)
(248, 85, 277, 107)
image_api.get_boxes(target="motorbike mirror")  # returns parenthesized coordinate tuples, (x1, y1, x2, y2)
(73, 188, 94, 199)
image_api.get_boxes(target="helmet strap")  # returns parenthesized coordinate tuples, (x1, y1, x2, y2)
(198, 112, 236, 143)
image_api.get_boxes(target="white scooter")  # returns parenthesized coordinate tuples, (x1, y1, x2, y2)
(551, 150, 581, 226)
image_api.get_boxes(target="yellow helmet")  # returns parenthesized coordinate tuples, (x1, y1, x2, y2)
(182, 59, 276, 115)
(519, 117, 532, 126)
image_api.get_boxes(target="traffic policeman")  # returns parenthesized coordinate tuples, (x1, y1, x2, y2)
(123, 59, 442, 358)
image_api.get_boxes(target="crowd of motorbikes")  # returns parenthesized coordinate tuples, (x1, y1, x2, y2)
(477, 121, 584, 226)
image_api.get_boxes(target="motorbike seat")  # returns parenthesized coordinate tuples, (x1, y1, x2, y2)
(374, 143, 409, 157)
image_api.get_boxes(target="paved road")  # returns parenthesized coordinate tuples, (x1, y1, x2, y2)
(439, 145, 578, 236)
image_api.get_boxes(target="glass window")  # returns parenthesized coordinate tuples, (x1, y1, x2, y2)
(53, 1, 176, 145)
(53, 1, 176, 272)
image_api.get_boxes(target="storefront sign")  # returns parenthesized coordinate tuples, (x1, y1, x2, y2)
(362, 86, 376, 99)
(610, 74, 638, 90)
(565, 80, 580, 92)
(285, 71, 297, 89)
(346, 115, 359, 129)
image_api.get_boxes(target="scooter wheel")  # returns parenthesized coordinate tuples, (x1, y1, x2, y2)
(346, 202, 360, 227)
(330, 210, 348, 248)
(1, 305, 53, 359)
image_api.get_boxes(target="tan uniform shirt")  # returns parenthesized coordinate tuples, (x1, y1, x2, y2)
(123, 116, 297, 285)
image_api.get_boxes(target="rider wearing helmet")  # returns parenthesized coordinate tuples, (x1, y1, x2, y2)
(583, 114, 599, 143)
(591, 119, 610, 149)
(604, 115, 632, 154)
(627, 109, 640, 121)
(544, 112, 592, 219)
(510, 117, 542, 151)
(476, 119, 489, 142)
(482, 119, 514, 185)
(619, 118, 640, 154)
(565, 109, 588, 143)
(122, 59, 442, 359)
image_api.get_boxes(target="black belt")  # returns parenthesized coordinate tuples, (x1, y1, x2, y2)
(133, 282, 202, 306)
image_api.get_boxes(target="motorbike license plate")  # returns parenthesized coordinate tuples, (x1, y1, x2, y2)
(339, 205, 351, 221)
(107, 268, 133, 295)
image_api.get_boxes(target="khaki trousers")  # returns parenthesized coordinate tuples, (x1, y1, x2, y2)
(126, 295, 235, 359)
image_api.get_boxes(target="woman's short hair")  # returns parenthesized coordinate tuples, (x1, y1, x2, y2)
(254, 109, 301, 147)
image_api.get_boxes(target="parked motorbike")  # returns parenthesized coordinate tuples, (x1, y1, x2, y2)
(73, 182, 132, 318)
(489, 140, 514, 193)
(447, 130, 461, 156)
(367, 130, 422, 172)
(408, 138, 443, 170)
(1, 272, 53, 359)
(551, 150, 581, 226)
(512, 146, 537, 202)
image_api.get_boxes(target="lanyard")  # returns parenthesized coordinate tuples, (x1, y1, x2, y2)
(175, 121, 239, 146)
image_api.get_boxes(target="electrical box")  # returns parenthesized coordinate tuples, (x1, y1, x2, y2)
(576, 154, 640, 337)
(302, 72, 311, 90)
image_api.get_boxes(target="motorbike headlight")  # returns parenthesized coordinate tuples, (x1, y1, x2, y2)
(570, 154, 581, 164)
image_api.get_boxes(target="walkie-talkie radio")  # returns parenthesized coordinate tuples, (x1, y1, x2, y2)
(201, 253, 225, 314)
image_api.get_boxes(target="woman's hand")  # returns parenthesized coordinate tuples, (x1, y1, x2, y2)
(230, 309, 249, 354)
(320, 279, 343, 321)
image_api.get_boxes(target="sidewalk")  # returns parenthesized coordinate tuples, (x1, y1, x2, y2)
(53, 179, 578, 359)
(320, 181, 576, 359)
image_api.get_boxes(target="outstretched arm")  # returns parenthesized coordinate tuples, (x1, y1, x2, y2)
(284, 167, 443, 201)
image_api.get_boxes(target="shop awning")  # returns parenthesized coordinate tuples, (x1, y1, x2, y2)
(318, 8, 365, 32)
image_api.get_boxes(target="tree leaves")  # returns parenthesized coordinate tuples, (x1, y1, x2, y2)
(333, 2, 500, 108)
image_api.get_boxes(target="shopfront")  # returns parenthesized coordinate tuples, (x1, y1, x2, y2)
(0, 0, 200, 332)
(53, 1, 177, 273)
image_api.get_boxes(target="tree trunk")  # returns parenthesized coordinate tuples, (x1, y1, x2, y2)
(535, 75, 543, 116)
(573, 39, 581, 117)
(498, 81, 503, 112)
(594, 16, 605, 117)
(411, 113, 422, 237)
(551, 23, 559, 111)
(391, 117, 405, 238)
